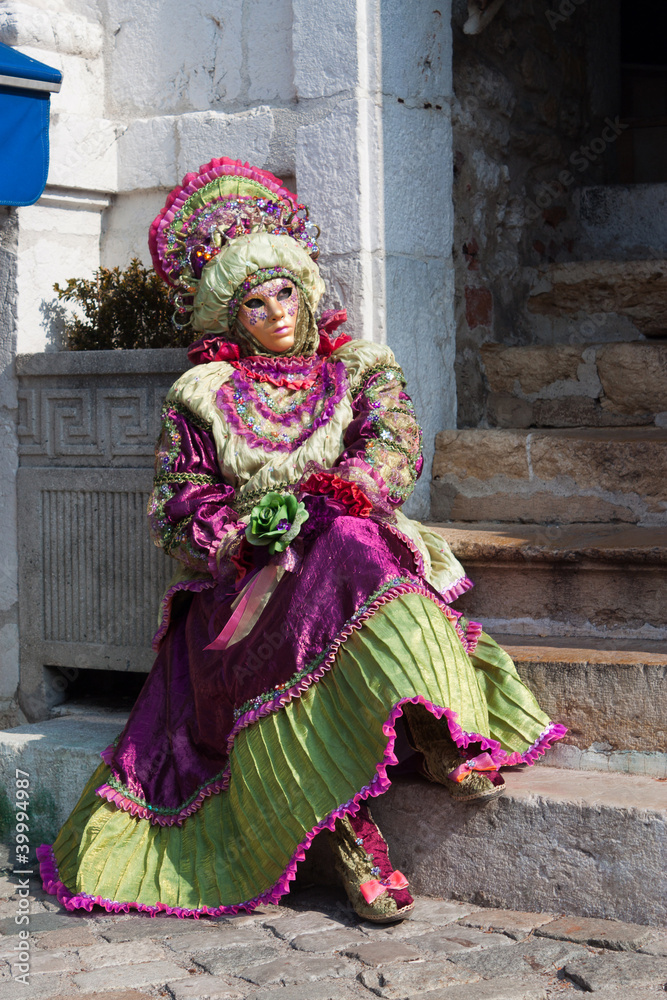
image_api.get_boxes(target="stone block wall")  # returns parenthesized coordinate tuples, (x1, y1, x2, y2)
(450, 0, 621, 427)
(15, 348, 189, 721)
(0, 210, 20, 728)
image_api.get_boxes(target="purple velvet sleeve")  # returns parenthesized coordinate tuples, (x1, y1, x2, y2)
(333, 368, 423, 507)
(147, 405, 241, 577)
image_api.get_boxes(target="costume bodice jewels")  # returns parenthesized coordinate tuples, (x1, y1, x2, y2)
(216, 355, 349, 452)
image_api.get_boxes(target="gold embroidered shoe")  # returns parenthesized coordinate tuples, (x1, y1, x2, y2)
(403, 703, 505, 803)
(330, 804, 414, 924)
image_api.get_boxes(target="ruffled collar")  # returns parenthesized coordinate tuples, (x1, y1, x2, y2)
(230, 355, 322, 390)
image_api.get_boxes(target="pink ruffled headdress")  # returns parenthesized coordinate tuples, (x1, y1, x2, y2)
(149, 157, 332, 358)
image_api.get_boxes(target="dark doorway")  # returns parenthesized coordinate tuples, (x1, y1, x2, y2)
(618, 0, 667, 181)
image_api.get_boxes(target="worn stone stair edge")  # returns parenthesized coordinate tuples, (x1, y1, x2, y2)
(374, 768, 667, 927)
(464, 614, 667, 643)
(436, 427, 667, 440)
(496, 635, 667, 661)
(427, 522, 667, 564)
(537, 744, 667, 779)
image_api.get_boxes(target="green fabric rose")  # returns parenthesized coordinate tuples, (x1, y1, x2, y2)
(245, 492, 309, 555)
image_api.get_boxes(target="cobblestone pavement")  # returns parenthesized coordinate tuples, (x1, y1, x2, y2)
(0, 872, 665, 1000)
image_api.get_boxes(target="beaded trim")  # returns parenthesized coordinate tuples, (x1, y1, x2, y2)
(358, 369, 422, 503)
(100, 766, 229, 817)
(163, 513, 195, 556)
(154, 472, 222, 487)
(165, 400, 213, 434)
(350, 362, 405, 395)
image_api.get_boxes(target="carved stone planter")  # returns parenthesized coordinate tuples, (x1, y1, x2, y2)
(16, 348, 190, 720)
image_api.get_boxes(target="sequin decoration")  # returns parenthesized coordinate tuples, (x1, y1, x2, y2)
(216, 355, 348, 452)
(359, 369, 422, 502)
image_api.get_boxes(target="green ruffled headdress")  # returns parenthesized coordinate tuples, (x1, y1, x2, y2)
(149, 157, 325, 357)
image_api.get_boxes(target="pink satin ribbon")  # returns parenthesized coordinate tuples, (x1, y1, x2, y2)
(204, 546, 302, 652)
(359, 870, 409, 905)
(448, 751, 500, 783)
(204, 565, 278, 651)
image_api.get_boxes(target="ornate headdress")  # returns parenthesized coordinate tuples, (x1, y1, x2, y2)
(149, 157, 325, 353)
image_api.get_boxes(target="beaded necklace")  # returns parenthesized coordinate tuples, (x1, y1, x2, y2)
(216, 355, 348, 452)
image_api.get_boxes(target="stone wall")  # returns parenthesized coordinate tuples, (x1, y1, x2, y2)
(15, 348, 188, 721)
(450, 0, 621, 427)
(0, 210, 21, 727)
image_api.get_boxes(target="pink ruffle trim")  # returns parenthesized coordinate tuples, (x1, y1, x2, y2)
(94, 771, 231, 828)
(37, 702, 566, 919)
(463, 617, 483, 654)
(521, 721, 569, 764)
(440, 574, 474, 604)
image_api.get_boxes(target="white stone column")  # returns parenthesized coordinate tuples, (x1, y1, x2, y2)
(294, 0, 455, 518)
(380, 0, 455, 518)
(294, 0, 386, 341)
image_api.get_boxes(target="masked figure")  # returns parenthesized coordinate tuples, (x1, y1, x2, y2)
(38, 158, 566, 923)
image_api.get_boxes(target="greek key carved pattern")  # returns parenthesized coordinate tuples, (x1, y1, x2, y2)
(16, 389, 40, 452)
(18, 386, 172, 463)
(100, 390, 153, 456)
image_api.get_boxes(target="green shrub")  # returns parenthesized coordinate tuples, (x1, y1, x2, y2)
(55, 259, 192, 350)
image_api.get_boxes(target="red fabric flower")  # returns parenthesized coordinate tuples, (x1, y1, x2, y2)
(301, 472, 372, 518)
(188, 336, 241, 365)
(317, 309, 352, 356)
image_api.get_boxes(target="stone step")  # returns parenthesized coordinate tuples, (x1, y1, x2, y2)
(431, 427, 667, 525)
(496, 636, 667, 777)
(479, 341, 667, 428)
(527, 258, 667, 337)
(0, 714, 125, 839)
(1, 720, 665, 926)
(375, 767, 666, 926)
(428, 522, 667, 641)
(574, 183, 667, 260)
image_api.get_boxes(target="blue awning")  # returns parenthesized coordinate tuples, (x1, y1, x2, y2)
(0, 43, 62, 207)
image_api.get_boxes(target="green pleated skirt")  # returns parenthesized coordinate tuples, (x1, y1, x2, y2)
(42, 593, 556, 916)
